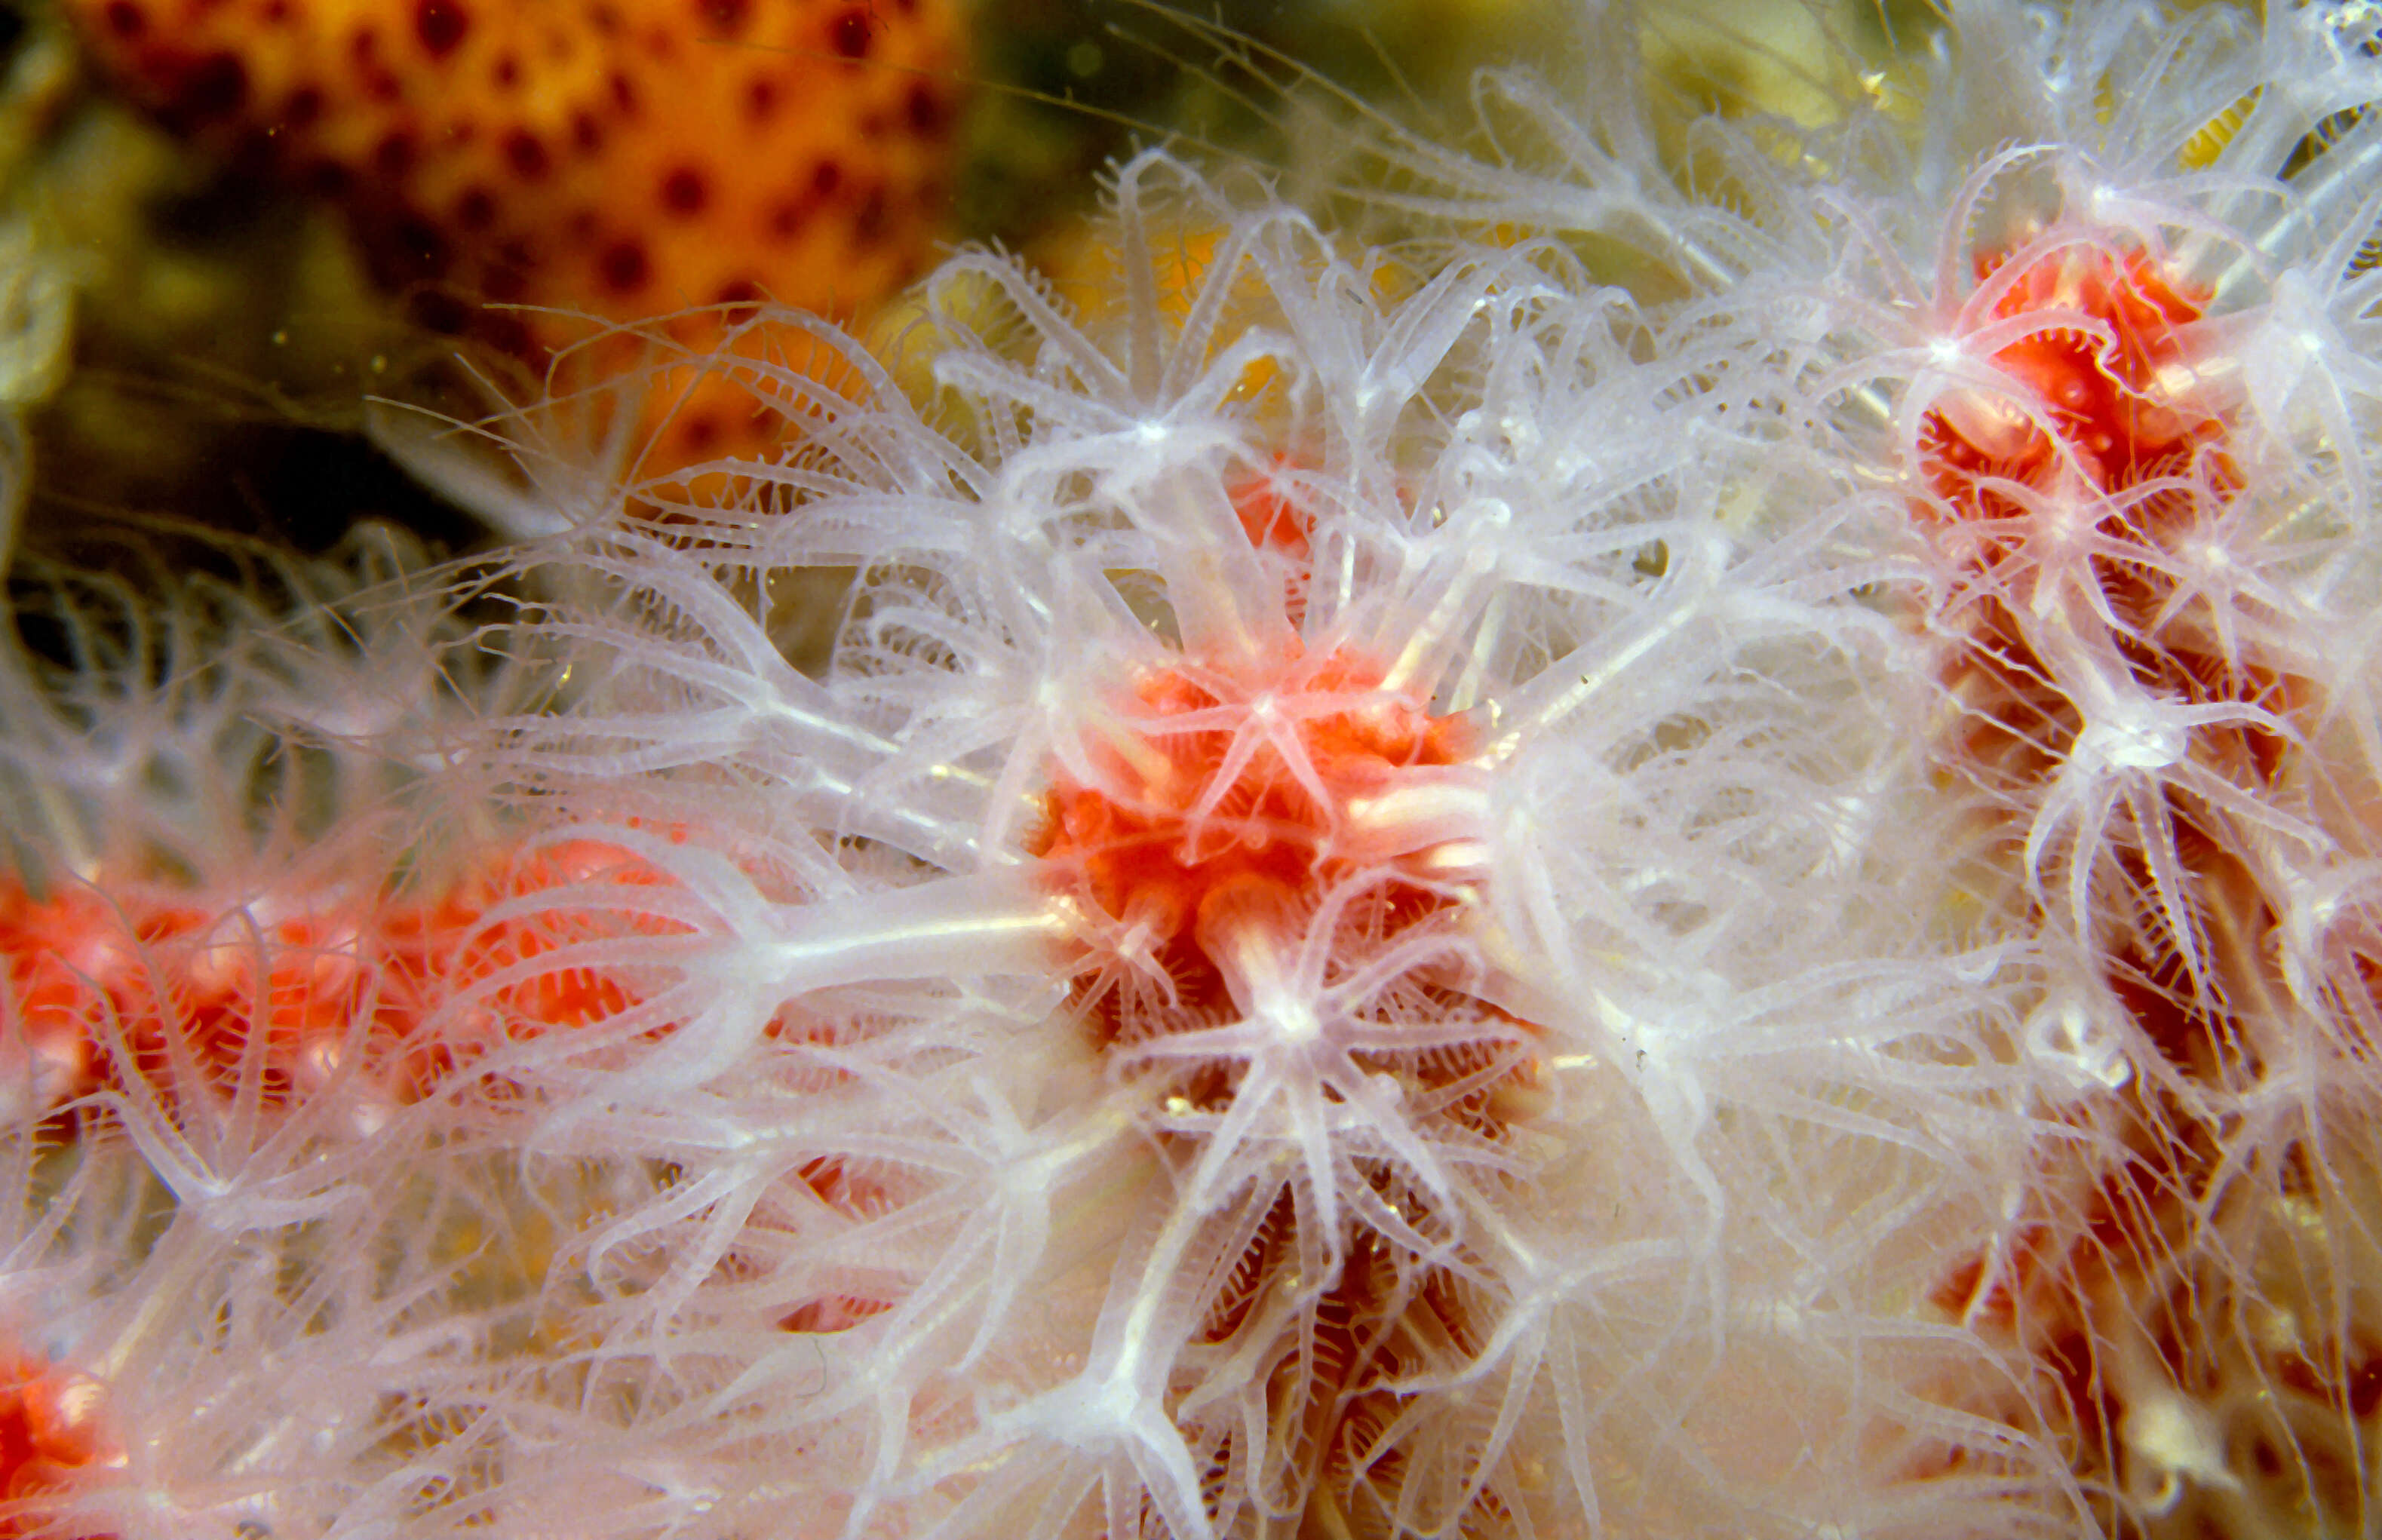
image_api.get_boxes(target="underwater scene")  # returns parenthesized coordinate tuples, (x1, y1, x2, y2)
(2, 2, 2380, 1536)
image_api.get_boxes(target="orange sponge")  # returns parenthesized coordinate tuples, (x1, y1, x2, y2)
(66, 0, 965, 475)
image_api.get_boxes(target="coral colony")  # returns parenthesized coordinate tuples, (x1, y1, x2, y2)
(8, 1, 2382, 1536)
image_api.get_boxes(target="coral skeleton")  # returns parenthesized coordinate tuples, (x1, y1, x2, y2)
(5, 2, 2382, 1537)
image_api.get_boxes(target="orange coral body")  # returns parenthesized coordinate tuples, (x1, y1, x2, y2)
(1033, 643, 1479, 1046)
(64, 0, 965, 474)
(1022, 492, 1540, 1533)
(1920, 241, 2221, 523)
(0, 1356, 118, 1540)
(1913, 237, 2378, 1523)
(0, 839, 685, 1115)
